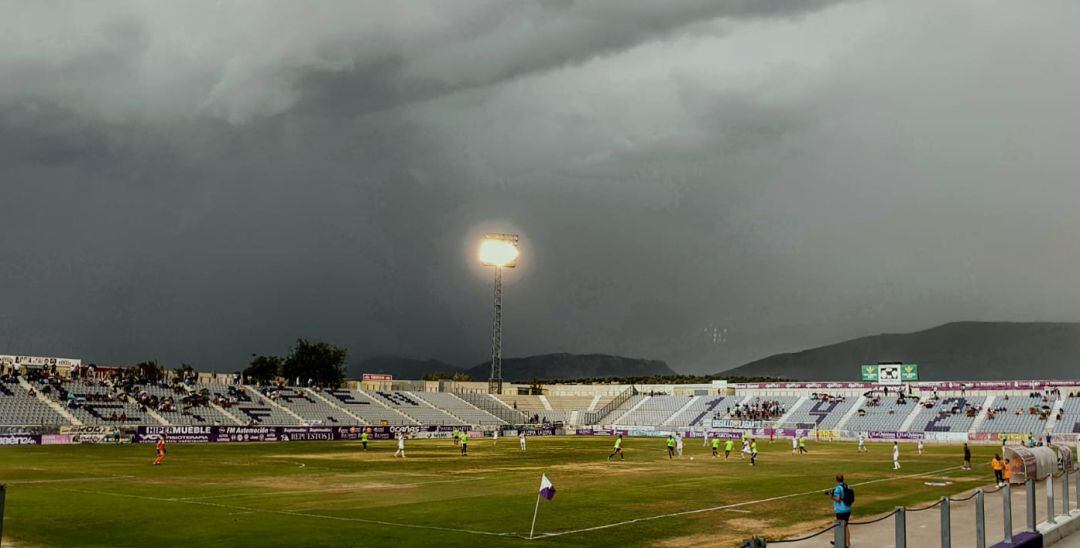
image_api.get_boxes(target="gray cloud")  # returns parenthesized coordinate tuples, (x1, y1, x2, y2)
(2, 0, 1079, 373)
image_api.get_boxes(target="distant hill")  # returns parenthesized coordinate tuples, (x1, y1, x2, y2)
(351, 353, 675, 382)
(723, 321, 1080, 381)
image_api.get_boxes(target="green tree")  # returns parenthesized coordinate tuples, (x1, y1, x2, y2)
(244, 355, 284, 385)
(281, 339, 347, 386)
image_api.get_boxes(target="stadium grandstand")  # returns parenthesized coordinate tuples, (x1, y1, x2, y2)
(3, 360, 1080, 446)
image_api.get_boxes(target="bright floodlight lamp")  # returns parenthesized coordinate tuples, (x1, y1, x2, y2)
(479, 237, 519, 268)
(480, 233, 519, 394)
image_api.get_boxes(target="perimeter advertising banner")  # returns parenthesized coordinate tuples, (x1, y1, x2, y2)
(133, 425, 474, 443)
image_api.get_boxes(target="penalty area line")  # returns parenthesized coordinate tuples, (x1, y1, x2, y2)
(54, 487, 520, 538)
(531, 465, 965, 539)
(6, 475, 136, 485)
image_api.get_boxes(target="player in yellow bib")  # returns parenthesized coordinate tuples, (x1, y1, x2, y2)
(608, 434, 624, 460)
(711, 437, 721, 458)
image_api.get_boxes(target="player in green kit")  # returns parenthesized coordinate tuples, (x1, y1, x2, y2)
(608, 434, 624, 460)
(750, 439, 759, 466)
(666, 435, 676, 459)
(360, 430, 369, 451)
(453, 428, 460, 446)
(724, 439, 734, 459)
(711, 437, 721, 458)
(460, 432, 468, 456)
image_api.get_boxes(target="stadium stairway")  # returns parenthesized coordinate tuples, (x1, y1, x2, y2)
(968, 396, 996, 434)
(587, 394, 601, 411)
(305, 388, 368, 425)
(1045, 398, 1067, 432)
(610, 395, 651, 424)
(538, 395, 554, 410)
(569, 410, 580, 424)
(358, 389, 422, 425)
(209, 401, 245, 425)
(245, 387, 306, 424)
(898, 399, 927, 432)
(832, 395, 867, 431)
(662, 396, 701, 426)
(18, 377, 83, 425)
(144, 408, 170, 426)
(774, 396, 808, 425)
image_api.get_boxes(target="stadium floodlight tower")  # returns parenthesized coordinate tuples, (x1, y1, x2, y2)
(479, 233, 520, 395)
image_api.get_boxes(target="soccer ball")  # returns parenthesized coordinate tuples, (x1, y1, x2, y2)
(690, 457, 695, 461)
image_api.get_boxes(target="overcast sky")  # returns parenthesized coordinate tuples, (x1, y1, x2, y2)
(2, 1, 1079, 374)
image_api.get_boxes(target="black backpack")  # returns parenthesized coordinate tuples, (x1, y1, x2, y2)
(842, 483, 855, 506)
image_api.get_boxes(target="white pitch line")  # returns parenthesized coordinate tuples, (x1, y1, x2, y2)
(530, 465, 966, 539)
(55, 487, 520, 538)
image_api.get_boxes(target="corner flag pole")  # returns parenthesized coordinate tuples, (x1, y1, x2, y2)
(529, 491, 542, 539)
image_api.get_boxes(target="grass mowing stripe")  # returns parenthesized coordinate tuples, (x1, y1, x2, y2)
(531, 465, 965, 539)
(176, 476, 489, 500)
(54, 487, 522, 538)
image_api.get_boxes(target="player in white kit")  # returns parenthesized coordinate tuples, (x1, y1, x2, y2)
(892, 441, 901, 470)
(519, 431, 527, 451)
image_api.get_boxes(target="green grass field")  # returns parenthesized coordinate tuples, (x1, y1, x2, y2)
(0, 437, 1000, 547)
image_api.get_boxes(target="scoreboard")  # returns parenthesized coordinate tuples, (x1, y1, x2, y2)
(861, 363, 918, 384)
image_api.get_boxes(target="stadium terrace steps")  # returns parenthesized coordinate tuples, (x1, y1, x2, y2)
(1052, 396, 1080, 433)
(1044, 398, 1066, 432)
(17, 377, 82, 426)
(688, 397, 726, 427)
(322, 389, 415, 425)
(245, 387, 306, 422)
(776, 396, 852, 429)
(975, 395, 1055, 434)
(617, 395, 694, 427)
(0, 377, 75, 426)
(967, 396, 995, 434)
(587, 394, 601, 411)
(410, 392, 503, 425)
(662, 396, 702, 426)
(831, 395, 867, 431)
(898, 400, 926, 432)
(909, 395, 981, 433)
(842, 395, 916, 433)
(608, 394, 650, 424)
(538, 395, 553, 410)
(774, 397, 807, 425)
(305, 388, 367, 425)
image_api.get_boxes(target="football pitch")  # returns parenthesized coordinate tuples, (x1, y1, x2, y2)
(0, 437, 998, 547)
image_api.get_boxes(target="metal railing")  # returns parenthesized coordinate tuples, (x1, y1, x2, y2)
(746, 468, 1080, 547)
(582, 386, 637, 425)
(452, 389, 529, 424)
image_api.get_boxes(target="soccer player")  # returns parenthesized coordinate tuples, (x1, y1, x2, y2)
(917, 440, 924, 456)
(724, 439, 734, 459)
(750, 439, 759, 466)
(962, 443, 972, 470)
(460, 431, 468, 456)
(892, 442, 901, 470)
(740, 435, 750, 459)
(857, 432, 867, 453)
(798, 436, 808, 455)
(792, 435, 798, 454)
(608, 434, 624, 460)
(153, 434, 166, 465)
(666, 435, 676, 459)
(360, 430, 369, 451)
(675, 433, 684, 457)
(394, 432, 406, 458)
(453, 428, 460, 446)
(493, 429, 498, 446)
(711, 437, 720, 458)
(519, 431, 527, 451)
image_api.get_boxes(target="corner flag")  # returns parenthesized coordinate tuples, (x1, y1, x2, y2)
(539, 474, 556, 500)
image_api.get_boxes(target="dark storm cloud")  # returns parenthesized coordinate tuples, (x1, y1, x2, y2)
(2, 1, 1080, 373)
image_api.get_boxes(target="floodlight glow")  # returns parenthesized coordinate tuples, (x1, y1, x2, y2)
(479, 238, 519, 267)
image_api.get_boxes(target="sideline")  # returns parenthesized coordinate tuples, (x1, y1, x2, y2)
(530, 465, 965, 539)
